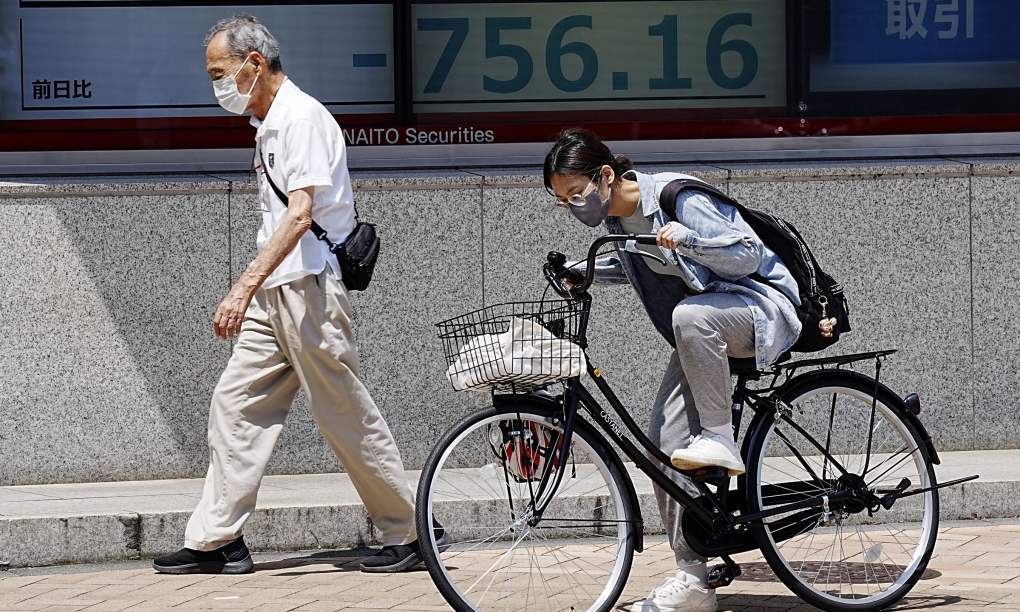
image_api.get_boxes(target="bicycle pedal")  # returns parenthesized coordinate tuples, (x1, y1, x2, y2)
(706, 561, 741, 589)
(689, 466, 729, 482)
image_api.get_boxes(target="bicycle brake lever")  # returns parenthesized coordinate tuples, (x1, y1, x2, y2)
(631, 250, 669, 268)
(543, 262, 578, 298)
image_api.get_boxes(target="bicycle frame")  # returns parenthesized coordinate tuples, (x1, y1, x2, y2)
(504, 347, 941, 561)
(509, 233, 972, 547)
(508, 297, 831, 537)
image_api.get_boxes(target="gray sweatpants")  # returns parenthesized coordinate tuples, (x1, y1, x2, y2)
(647, 292, 756, 567)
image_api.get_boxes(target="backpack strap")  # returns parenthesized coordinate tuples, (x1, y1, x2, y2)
(657, 178, 777, 289)
(657, 179, 737, 223)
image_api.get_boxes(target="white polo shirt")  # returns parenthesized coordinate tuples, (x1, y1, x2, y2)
(252, 78, 356, 290)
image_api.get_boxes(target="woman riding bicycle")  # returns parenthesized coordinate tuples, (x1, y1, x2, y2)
(544, 128, 802, 612)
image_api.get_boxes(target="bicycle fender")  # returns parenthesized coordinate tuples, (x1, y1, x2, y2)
(492, 393, 646, 552)
(781, 369, 941, 465)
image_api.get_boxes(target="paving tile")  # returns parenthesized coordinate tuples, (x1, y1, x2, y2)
(287, 584, 350, 598)
(0, 577, 48, 589)
(290, 603, 346, 612)
(0, 602, 51, 611)
(946, 580, 1015, 588)
(71, 585, 146, 599)
(1, 523, 1018, 611)
(0, 591, 51, 606)
(31, 576, 92, 586)
(350, 597, 418, 609)
(963, 552, 1020, 566)
(77, 600, 148, 612)
(7, 589, 102, 603)
(243, 604, 305, 612)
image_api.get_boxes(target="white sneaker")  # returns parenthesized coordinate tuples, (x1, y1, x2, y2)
(670, 432, 745, 476)
(629, 570, 717, 612)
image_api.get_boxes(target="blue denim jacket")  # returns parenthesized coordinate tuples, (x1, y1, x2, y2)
(587, 171, 802, 368)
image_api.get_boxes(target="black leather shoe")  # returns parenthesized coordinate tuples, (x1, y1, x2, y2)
(152, 536, 253, 574)
(359, 522, 454, 573)
(360, 540, 423, 573)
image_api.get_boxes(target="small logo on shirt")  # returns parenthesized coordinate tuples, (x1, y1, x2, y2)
(267, 153, 275, 168)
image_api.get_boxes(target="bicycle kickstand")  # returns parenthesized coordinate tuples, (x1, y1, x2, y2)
(706, 555, 741, 589)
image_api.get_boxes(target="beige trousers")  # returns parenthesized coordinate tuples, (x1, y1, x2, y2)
(184, 269, 416, 551)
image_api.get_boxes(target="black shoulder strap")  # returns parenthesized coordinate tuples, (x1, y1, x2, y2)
(657, 178, 779, 290)
(257, 145, 340, 251)
(657, 178, 739, 222)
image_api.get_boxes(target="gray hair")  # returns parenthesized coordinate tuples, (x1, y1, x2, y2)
(204, 14, 282, 73)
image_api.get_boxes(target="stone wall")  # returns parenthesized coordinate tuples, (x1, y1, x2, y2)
(1, 157, 1017, 486)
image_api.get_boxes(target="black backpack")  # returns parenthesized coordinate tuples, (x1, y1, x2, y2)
(658, 179, 850, 353)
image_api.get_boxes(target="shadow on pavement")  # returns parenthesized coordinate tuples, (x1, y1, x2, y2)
(891, 594, 966, 610)
(252, 547, 429, 576)
(661, 593, 966, 612)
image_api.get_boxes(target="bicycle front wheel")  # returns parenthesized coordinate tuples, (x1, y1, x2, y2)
(745, 371, 939, 612)
(416, 400, 637, 612)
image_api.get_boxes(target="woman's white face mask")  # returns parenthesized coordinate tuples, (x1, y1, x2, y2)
(213, 55, 258, 115)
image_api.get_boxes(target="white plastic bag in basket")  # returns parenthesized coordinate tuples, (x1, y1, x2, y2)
(446, 317, 585, 391)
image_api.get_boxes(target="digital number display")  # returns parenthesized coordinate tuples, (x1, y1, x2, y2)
(412, 1, 786, 115)
(0, 1, 394, 121)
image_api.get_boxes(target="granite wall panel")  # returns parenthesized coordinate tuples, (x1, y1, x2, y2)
(224, 182, 342, 477)
(479, 184, 669, 434)
(728, 174, 974, 451)
(342, 186, 486, 471)
(0, 193, 230, 485)
(3, 159, 1020, 486)
(971, 174, 1020, 449)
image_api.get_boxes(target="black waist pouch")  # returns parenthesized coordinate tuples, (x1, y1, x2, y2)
(331, 222, 380, 292)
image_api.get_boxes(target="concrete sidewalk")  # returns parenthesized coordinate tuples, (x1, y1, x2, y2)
(3, 523, 1020, 611)
(1, 450, 1017, 569)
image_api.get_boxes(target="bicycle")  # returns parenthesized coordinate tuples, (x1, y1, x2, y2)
(416, 234, 977, 612)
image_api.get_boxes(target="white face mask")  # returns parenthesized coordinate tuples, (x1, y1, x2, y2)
(212, 55, 258, 115)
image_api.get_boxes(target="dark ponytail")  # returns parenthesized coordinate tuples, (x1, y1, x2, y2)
(543, 128, 633, 192)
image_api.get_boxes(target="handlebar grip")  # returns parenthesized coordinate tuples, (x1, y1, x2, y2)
(546, 234, 663, 298)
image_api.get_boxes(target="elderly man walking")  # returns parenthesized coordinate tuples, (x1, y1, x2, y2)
(153, 15, 428, 574)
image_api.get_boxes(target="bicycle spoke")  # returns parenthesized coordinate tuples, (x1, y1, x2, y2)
(422, 408, 633, 612)
(750, 378, 938, 609)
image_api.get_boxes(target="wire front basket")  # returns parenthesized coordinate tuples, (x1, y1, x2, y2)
(437, 300, 588, 393)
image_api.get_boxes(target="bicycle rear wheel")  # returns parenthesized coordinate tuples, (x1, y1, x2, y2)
(744, 371, 938, 612)
(416, 400, 637, 612)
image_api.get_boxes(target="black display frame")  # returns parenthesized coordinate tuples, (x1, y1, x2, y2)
(798, 0, 1020, 118)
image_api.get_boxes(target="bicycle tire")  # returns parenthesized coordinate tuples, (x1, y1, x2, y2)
(744, 371, 939, 612)
(416, 400, 638, 612)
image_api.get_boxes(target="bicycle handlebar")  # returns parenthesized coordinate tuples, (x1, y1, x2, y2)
(581, 233, 658, 291)
(544, 234, 658, 299)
